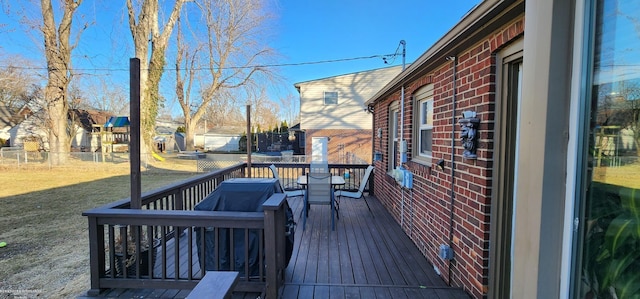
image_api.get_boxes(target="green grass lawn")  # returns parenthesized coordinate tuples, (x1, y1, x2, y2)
(0, 163, 202, 298)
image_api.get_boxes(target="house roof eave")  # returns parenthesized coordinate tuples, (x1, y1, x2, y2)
(294, 65, 403, 89)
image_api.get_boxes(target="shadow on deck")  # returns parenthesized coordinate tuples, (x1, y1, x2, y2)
(79, 194, 469, 299)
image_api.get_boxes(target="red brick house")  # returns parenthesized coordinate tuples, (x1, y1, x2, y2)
(364, 0, 638, 298)
(366, 4, 524, 294)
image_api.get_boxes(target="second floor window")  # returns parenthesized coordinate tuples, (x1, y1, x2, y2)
(324, 91, 338, 105)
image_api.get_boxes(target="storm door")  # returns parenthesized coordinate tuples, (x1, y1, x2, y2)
(489, 38, 523, 299)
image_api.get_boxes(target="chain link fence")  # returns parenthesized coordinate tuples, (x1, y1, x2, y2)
(0, 148, 370, 172)
(0, 149, 148, 170)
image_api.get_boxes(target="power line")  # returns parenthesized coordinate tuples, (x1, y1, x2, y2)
(0, 52, 402, 73)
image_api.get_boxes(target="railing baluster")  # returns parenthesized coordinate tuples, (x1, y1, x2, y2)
(187, 228, 193, 280)
(161, 226, 167, 279)
(198, 226, 205, 278)
(118, 226, 128, 279)
(108, 225, 115, 279)
(229, 228, 235, 277)
(134, 225, 141, 279)
(174, 227, 180, 280)
(244, 228, 250, 280)
(147, 225, 154, 278)
(258, 230, 264, 280)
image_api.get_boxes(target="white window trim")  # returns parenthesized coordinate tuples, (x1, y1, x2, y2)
(412, 84, 435, 165)
(388, 101, 400, 173)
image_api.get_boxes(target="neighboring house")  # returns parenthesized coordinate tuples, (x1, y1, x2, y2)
(155, 119, 184, 153)
(9, 109, 114, 151)
(366, 0, 637, 298)
(295, 65, 402, 163)
(0, 105, 16, 143)
(155, 119, 182, 136)
(1, 105, 32, 145)
(70, 109, 113, 150)
(8, 109, 49, 150)
(195, 126, 244, 152)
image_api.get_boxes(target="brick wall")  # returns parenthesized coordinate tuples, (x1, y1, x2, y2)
(372, 17, 524, 299)
(305, 129, 373, 164)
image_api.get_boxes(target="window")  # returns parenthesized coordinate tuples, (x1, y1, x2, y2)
(413, 85, 434, 163)
(572, 1, 640, 298)
(388, 101, 399, 172)
(324, 91, 338, 105)
(419, 99, 434, 156)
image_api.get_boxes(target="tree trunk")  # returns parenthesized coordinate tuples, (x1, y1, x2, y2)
(46, 83, 69, 164)
(127, 0, 185, 156)
(185, 120, 195, 151)
(40, 0, 83, 165)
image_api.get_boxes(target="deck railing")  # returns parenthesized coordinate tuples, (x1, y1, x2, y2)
(253, 162, 373, 193)
(83, 163, 371, 298)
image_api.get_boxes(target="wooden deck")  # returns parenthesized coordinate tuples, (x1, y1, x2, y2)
(79, 194, 469, 299)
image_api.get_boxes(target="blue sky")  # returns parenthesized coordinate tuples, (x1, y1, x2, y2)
(0, 0, 480, 118)
(270, 0, 480, 96)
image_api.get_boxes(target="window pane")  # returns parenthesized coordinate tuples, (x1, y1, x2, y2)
(575, 1, 640, 298)
(324, 92, 338, 105)
(421, 129, 432, 154)
(421, 101, 428, 125)
(420, 100, 434, 126)
(427, 100, 433, 126)
(392, 111, 398, 139)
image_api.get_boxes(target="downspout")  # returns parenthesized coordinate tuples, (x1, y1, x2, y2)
(399, 40, 407, 230)
(446, 55, 457, 283)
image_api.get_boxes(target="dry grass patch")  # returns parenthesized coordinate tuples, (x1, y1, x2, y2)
(0, 161, 203, 298)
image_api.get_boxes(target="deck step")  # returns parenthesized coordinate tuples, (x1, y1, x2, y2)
(187, 271, 239, 299)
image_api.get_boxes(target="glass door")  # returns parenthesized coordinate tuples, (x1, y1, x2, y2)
(490, 39, 523, 299)
(573, 1, 640, 298)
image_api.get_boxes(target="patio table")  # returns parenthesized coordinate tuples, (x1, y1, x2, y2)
(296, 175, 345, 186)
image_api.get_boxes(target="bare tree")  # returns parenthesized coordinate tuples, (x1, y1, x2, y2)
(66, 85, 86, 149)
(127, 0, 187, 154)
(0, 57, 40, 111)
(247, 86, 280, 130)
(174, 0, 275, 150)
(279, 93, 299, 126)
(40, 0, 84, 164)
(87, 79, 129, 115)
(209, 91, 245, 126)
(174, 16, 200, 149)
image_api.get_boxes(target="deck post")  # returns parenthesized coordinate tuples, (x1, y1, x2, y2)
(246, 105, 252, 178)
(263, 194, 287, 299)
(175, 187, 184, 210)
(129, 57, 141, 210)
(86, 215, 105, 296)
